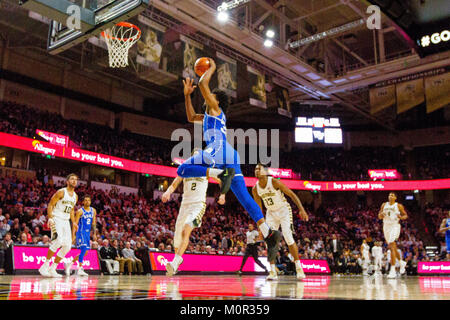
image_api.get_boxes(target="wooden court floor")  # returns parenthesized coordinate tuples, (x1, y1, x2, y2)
(0, 274, 448, 300)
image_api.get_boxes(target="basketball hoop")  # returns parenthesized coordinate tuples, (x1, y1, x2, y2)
(101, 22, 141, 68)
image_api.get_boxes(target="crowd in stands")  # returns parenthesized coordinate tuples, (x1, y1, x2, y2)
(0, 174, 448, 276)
(1, 101, 449, 181)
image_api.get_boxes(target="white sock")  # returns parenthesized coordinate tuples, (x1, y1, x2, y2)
(49, 263, 58, 271)
(270, 264, 276, 273)
(295, 260, 302, 270)
(173, 254, 183, 267)
(43, 260, 50, 268)
(259, 223, 270, 238)
(208, 168, 223, 178)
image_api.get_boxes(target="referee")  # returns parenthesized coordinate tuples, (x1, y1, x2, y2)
(236, 224, 268, 275)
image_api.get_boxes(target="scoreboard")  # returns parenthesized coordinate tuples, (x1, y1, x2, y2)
(294, 117, 343, 144)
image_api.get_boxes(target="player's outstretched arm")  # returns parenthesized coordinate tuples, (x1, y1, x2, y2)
(198, 58, 220, 115)
(378, 203, 385, 219)
(439, 218, 450, 233)
(162, 176, 183, 202)
(72, 208, 82, 244)
(398, 204, 408, 220)
(211, 177, 225, 205)
(273, 179, 308, 221)
(183, 78, 204, 123)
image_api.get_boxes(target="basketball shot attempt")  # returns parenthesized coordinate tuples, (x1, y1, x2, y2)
(378, 192, 408, 278)
(39, 174, 78, 277)
(252, 163, 308, 281)
(176, 57, 282, 259)
(162, 149, 225, 276)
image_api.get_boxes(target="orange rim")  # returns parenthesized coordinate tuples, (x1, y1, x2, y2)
(101, 22, 141, 41)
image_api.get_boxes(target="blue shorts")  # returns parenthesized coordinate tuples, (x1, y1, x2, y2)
(76, 231, 90, 249)
(446, 235, 450, 254)
(187, 140, 242, 175)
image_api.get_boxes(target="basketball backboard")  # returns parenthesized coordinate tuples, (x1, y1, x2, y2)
(19, 0, 149, 54)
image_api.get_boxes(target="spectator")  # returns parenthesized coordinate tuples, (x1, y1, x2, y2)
(38, 235, 50, 246)
(122, 242, 144, 275)
(111, 239, 132, 275)
(99, 239, 119, 275)
(0, 233, 14, 274)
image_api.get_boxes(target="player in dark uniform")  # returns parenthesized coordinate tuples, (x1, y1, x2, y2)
(65, 195, 96, 276)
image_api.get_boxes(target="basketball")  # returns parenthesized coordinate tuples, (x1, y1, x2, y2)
(194, 57, 210, 77)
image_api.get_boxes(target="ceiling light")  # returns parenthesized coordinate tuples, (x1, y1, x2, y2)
(263, 39, 273, 47)
(266, 29, 275, 38)
(217, 10, 229, 22)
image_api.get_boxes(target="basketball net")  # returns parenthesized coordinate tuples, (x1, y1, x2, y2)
(101, 22, 141, 68)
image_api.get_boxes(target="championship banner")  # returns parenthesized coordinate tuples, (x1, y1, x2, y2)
(248, 66, 267, 109)
(181, 35, 205, 79)
(369, 85, 395, 114)
(425, 72, 450, 113)
(136, 15, 166, 68)
(216, 52, 237, 98)
(396, 78, 425, 114)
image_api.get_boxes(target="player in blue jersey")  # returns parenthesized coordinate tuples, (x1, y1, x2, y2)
(439, 210, 450, 261)
(64, 195, 96, 276)
(176, 58, 281, 259)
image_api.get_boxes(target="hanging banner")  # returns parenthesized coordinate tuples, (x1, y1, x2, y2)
(181, 35, 204, 79)
(216, 52, 237, 98)
(248, 66, 267, 109)
(136, 15, 166, 68)
(425, 72, 450, 113)
(370, 85, 396, 114)
(396, 78, 425, 114)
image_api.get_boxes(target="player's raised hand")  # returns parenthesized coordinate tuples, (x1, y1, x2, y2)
(161, 190, 171, 203)
(183, 77, 197, 96)
(299, 209, 309, 222)
(218, 194, 226, 205)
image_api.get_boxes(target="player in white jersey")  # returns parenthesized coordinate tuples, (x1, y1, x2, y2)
(252, 163, 308, 281)
(360, 239, 371, 276)
(161, 149, 225, 276)
(378, 192, 408, 278)
(39, 174, 78, 278)
(371, 241, 384, 276)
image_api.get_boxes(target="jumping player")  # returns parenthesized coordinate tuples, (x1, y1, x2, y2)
(438, 210, 450, 261)
(176, 58, 281, 255)
(162, 149, 225, 276)
(378, 192, 407, 278)
(39, 174, 78, 278)
(65, 195, 97, 276)
(252, 163, 308, 281)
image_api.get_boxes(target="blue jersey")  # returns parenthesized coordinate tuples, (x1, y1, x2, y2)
(446, 218, 450, 238)
(203, 109, 227, 145)
(76, 207, 94, 248)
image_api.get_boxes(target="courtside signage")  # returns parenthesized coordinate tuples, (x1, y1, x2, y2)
(149, 252, 330, 273)
(418, 261, 450, 274)
(13, 245, 100, 271)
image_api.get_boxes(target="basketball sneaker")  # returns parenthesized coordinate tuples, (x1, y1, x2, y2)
(399, 260, 407, 275)
(266, 271, 278, 281)
(166, 260, 182, 276)
(39, 263, 51, 277)
(64, 262, 73, 276)
(77, 267, 89, 277)
(296, 267, 306, 280)
(387, 267, 397, 279)
(218, 168, 235, 194)
(49, 267, 62, 278)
